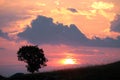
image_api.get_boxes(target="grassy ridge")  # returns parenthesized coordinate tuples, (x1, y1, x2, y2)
(3, 61, 120, 80)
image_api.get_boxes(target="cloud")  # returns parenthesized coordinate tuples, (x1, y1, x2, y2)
(54, 0, 60, 5)
(18, 15, 120, 47)
(69, 48, 104, 54)
(0, 30, 9, 39)
(0, 11, 30, 28)
(0, 1, 32, 29)
(0, 47, 5, 50)
(91, 1, 115, 21)
(110, 15, 120, 33)
(18, 15, 87, 45)
(90, 36, 120, 48)
(91, 1, 114, 10)
(67, 8, 78, 13)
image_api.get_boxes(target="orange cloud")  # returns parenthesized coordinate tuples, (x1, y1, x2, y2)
(90, 1, 115, 21)
(91, 1, 114, 10)
(36, 2, 46, 6)
(54, 0, 60, 5)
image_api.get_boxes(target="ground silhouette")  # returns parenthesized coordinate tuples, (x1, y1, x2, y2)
(2, 60, 120, 80)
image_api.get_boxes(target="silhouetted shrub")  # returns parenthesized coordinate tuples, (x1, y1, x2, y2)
(17, 45, 48, 73)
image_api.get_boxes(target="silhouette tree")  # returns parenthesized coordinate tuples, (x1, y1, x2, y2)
(17, 45, 48, 73)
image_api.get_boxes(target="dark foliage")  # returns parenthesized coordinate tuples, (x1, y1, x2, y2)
(17, 45, 48, 73)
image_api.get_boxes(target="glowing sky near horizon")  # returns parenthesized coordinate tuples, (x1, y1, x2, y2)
(0, 0, 120, 77)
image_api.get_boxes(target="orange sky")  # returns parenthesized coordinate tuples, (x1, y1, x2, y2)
(0, 0, 120, 38)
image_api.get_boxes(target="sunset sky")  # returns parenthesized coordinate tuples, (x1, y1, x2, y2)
(0, 0, 120, 77)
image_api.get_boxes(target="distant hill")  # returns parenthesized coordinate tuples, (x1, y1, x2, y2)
(0, 75, 5, 80)
(3, 61, 120, 80)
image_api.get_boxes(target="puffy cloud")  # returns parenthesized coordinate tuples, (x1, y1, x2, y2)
(67, 8, 78, 13)
(110, 15, 120, 33)
(18, 15, 120, 47)
(18, 15, 87, 45)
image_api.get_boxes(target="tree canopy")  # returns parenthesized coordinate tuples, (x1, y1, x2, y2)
(17, 45, 48, 73)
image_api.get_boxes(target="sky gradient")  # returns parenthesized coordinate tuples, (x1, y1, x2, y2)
(0, 0, 120, 77)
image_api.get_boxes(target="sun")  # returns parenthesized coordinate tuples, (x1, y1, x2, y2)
(61, 58, 76, 65)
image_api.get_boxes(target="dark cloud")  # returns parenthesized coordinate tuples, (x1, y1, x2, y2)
(18, 15, 120, 47)
(110, 15, 120, 33)
(67, 8, 78, 13)
(0, 30, 9, 39)
(88, 36, 120, 48)
(18, 15, 87, 45)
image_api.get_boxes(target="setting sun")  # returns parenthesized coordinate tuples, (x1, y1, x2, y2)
(61, 58, 76, 65)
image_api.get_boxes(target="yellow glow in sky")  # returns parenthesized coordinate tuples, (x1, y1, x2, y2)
(91, 1, 114, 10)
(61, 58, 76, 65)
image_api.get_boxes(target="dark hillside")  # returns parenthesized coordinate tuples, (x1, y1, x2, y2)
(3, 61, 120, 80)
(0, 75, 5, 80)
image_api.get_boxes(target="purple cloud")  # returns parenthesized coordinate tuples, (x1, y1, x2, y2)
(18, 15, 120, 47)
(67, 8, 78, 13)
(18, 15, 87, 45)
(110, 15, 120, 33)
